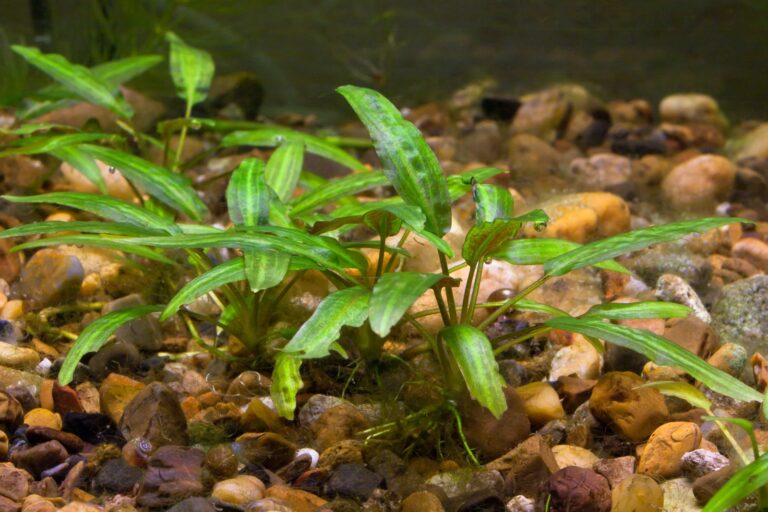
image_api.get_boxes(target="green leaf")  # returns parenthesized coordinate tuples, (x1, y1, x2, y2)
(49, 144, 107, 193)
(265, 141, 304, 202)
(2, 193, 179, 233)
(80, 144, 207, 220)
(0, 123, 73, 135)
(11, 235, 175, 264)
(463, 219, 522, 266)
(638, 381, 712, 410)
(166, 32, 214, 108)
(702, 452, 768, 512)
(281, 286, 370, 359)
(244, 250, 289, 293)
(545, 316, 763, 403)
(161, 257, 246, 320)
(337, 85, 451, 236)
(12, 45, 132, 117)
(370, 272, 449, 337)
(544, 218, 747, 277)
(582, 302, 691, 320)
(291, 171, 388, 215)
(0, 221, 160, 238)
(441, 325, 508, 418)
(363, 204, 426, 237)
(226, 158, 269, 226)
(492, 238, 630, 274)
(271, 353, 304, 419)
(91, 55, 164, 88)
(222, 127, 366, 172)
(474, 184, 514, 224)
(447, 167, 506, 201)
(0, 133, 120, 158)
(58, 305, 163, 385)
(511, 299, 569, 317)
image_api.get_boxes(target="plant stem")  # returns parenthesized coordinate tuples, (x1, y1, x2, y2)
(173, 103, 193, 172)
(447, 402, 479, 465)
(384, 229, 411, 273)
(459, 264, 476, 324)
(465, 263, 484, 323)
(477, 275, 549, 331)
(492, 325, 552, 356)
(447, 262, 467, 274)
(432, 288, 452, 326)
(438, 252, 458, 324)
(374, 234, 387, 280)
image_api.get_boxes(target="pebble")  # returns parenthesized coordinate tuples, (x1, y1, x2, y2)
(655, 274, 711, 324)
(659, 93, 726, 128)
(264, 485, 328, 511)
(661, 155, 735, 212)
(590, 372, 669, 441)
(461, 386, 531, 461)
(240, 397, 282, 432)
(212, 475, 266, 505)
(691, 464, 734, 506)
(732, 237, 768, 272)
(681, 448, 730, 478)
(119, 382, 188, 448)
(318, 440, 364, 470)
(235, 432, 296, 470)
(23, 408, 62, 430)
(21, 495, 57, 512)
(549, 335, 603, 380)
(88, 341, 142, 380)
(0, 430, 8, 459)
(663, 316, 719, 359)
(101, 294, 163, 351)
(486, 435, 559, 498)
(661, 477, 700, 511)
(99, 373, 146, 424)
(541, 466, 611, 512)
(204, 444, 238, 479)
(298, 394, 347, 427)
(515, 382, 565, 427)
(0, 343, 40, 370)
(10, 440, 68, 478)
(425, 467, 505, 512)
(0, 466, 31, 502)
(610, 474, 664, 512)
(324, 463, 383, 500)
(638, 422, 702, 479)
(166, 497, 216, 512)
(18, 249, 84, 309)
(138, 446, 205, 509)
(0, 390, 24, 431)
(569, 153, 632, 191)
(402, 491, 445, 512)
(507, 133, 561, 181)
(552, 444, 600, 469)
(505, 495, 535, 512)
(93, 458, 143, 494)
(707, 343, 748, 378)
(593, 456, 636, 488)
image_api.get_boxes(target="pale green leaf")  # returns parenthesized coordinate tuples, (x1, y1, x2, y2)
(265, 141, 304, 202)
(166, 32, 214, 108)
(370, 272, 448, 337)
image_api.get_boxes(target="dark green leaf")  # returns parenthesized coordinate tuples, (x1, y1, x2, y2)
(59, 305, 162, 384)
(544, 218, 747, 277)
(473, 184, 514, 224)
(463, 219, 522, 266)
(265, 141, 304, 202)
(492, 238, 630, 274)
(582, 302, 691, 320)
(226, 158, 269, 226)
(292, 171, 387, 215)
(337, 85, 451, 236)
(702, 452, 768, 512)
(80, 144, 208, 220)
(370, 272, 449, 337)
(363, 204, 426, 238)
(2, 193, 179, 233)
(166, 32, 214, 108)
(12, 45, 132, 117)
(545, 316, 762, 402)
(441, 325, 508, 418)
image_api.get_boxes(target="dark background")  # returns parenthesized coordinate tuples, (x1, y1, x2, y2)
(2, 0, 768, 121)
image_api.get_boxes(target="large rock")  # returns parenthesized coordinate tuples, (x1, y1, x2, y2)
(661, 155, 735, 212)
(638, 422, 702, 479)
(120, 382, 188, 448)
(589, 372, 668, 442)
(18, 249, 84, 309)
(711, 275, 768, 380)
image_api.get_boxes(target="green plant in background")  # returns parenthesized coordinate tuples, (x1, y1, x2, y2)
(2, 38, 768, 506)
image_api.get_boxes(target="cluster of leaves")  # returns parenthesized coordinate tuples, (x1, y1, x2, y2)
(2, 36, 767, 507)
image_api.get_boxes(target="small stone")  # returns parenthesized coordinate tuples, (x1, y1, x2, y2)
(325, 463, 383, 500)
(541, 466, 611, 512)
(732, 237, 768, 272)
(93, 457, 143, 494)
(402, 491, 444, 512)
(0, 495, 20, 512)
(0, 343, 40, 370)
(21, 495, 57, 512)
(590, 372, 668, 441)
(23, 408, 62, 430)
(524, 192, 630, 243)
(557, 376, 597, 412)
(75, 382, 100, 414)
(212, 475, 266, 505)
(660, 94, 725, 128)
(505, 495, 535, 512)
(120, 382, 188, 448)
(569, 153, 632, 191)
(62, 412, 124, 445)
(656, 274, 711, 324)
(638, 422, 702, 479)
(552, 445, 600, 469)
(264, 485, 328, 512)
(707, 343, 748, 378)
(0, 466, 31, 502)
(593, 456, 636, 489)
(241, 397, 282, 432)
(166, 497, 216, 512)
(235, 432, 296, 470)
(138, 446, 205, 508)
(425, 467, 505, 512)
(10, 440, 68, 478)
(99, 373, 145, 424)
(51, 383, 83, 416)
(610, 474, 664, 512)
(664, 316, 719, 359)
(507, 133, 561, 182)
(0, 430, 8, 459)
(0, 390, 24, 431)
(487, 435, 558, 498)
(681, 448, 730, 479)
(318, 440, 364, 470)
(692, 464, 734, 505)
(25, 426, 83, 453)
(19, 250, 84, 309)
(226, 371, 272, 405)
(57, 502, 101, 512)
(661, 155, 735, 212)
(102, 294, 163, 351)
(1, 301, 23, 321)
(661, 477, 700, 511)
(549, 335, 603, 380)
(462, 386, 531, 461)
(515, 382, 565, 427)
(88, 341, 142, 380)
(311, 403, 369, 452)
(204, 444, 238, 479)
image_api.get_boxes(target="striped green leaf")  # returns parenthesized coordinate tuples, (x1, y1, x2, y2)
(166, 32, 214, 108)
(11, 235, 175, 264)
(702, 452, 768, 512)
(544, 218, 747, 277)
(370, 272, 448, 337)
(441, 325, 508, 419)
(80, 144, 208, 220)
(492, 238, 630, 274)
(271, 353, 304, 419)
(12, 45, 132, 117)
(0, 133, 120, 158)
(545, 316, 763, 402)
(49, 144, 107, 193)
(448, 167, 506, 201)
(161, 257, 247, 320)
(222, 127, 366, 172)
(463, 219, 522, 266)
(265, 141, 304, 202)
(582, 302, 691, 320)
(337, 85, 451, 236)
(291, 170, 387, 215)
(226, 158, 269, 226)
(638, 381, 712, 410)
(0, 221, 160, 238)
(474, 184, 514, 224)
(244, 250, 289, 293)
(2, 193, 179, 233)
